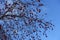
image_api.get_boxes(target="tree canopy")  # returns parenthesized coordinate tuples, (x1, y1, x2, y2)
(0, 0, 54, 40)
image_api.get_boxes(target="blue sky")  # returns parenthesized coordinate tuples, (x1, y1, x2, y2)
(43, 0, 60, 40)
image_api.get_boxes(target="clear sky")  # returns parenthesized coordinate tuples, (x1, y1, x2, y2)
(43, 0, 60, 40)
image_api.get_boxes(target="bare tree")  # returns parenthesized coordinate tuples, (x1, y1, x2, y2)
(0, 0, 54, 40)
